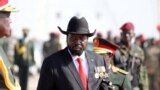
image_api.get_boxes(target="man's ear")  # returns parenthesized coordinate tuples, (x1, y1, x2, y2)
(66, 35, 68, 42)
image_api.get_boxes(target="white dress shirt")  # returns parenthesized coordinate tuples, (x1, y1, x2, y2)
(68, 49, 89, 78)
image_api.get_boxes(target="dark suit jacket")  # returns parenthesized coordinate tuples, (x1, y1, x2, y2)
(37, 47, 108, 90)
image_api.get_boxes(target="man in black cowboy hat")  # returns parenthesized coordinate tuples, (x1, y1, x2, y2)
(37, 16, 109, 90)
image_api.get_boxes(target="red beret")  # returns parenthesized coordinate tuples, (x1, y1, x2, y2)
(157, 24, 160, 32)
(93, 37, 119, 54)
(107, 30, 112, 34)
(120, 22, 134, 31)
(97, 32, 102, 37)
(50, 32, 60, 38)
(137, 34, 145, 43)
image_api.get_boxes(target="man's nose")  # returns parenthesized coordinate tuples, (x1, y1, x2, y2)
(8, 18, 12, 24)
(75, 39, 83, 44)
(7, 18, 12, 24)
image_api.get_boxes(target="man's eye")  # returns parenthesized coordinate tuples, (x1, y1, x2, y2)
(69, 37, 75, 40)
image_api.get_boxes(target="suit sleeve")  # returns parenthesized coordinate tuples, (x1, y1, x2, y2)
(37, 58, 55, 90)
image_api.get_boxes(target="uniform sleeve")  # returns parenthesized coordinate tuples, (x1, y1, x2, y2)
(28, 41, 35, 66)
(139, 65, 149, 90)
(96, 77, 109, 90)
(123, 74, 132, 90)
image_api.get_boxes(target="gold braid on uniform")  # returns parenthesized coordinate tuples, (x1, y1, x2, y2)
(93, 47, 113, 54)
(0, 56, 21, 90)
(112, 66, 128, 75)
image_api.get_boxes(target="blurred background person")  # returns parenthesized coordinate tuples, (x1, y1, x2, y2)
(135, 34, 145, 49)
(113, 22, 137, 70)
(113, 35, 121, 45)
(42, 32, 62, 59)
(96, 31, 103, 38)
(157, 24, 160, 90)
(145, 38, 160, 90)
(14, 28, 35, 90)
(157, 24, 160, 39)
(106, 30, 113, 42)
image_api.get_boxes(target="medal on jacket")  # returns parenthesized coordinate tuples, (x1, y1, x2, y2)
(94, 66, 106, 78)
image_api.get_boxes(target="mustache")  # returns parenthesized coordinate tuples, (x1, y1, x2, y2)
(73, 43, 83, 48)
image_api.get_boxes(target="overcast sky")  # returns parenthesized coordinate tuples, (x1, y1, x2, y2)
(10, 0, 160, 42)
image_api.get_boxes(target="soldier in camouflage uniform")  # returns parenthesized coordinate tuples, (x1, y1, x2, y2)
(156, 24, 160, 90)
(14, 28, 35, 90)
(93, 37, 132, 90)
(42, 32, 61, 58)
(113, 22, 149, 90)
(0, 0, 21, 89)
(145, 38, 160, 90)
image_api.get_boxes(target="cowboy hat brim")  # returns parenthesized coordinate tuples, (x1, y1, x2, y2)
(57, 26, 96, 37)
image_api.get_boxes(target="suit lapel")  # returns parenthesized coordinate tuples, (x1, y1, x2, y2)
(86, 51, 106, 90)
(85, 51, 95, 76)
(63, 48, 84, 90)
(85, 51, 96, 90)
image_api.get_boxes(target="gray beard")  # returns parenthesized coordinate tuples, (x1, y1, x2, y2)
(68, 48, 83, 56)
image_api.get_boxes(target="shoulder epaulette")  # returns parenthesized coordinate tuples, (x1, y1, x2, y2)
(113, 66, 128, 75)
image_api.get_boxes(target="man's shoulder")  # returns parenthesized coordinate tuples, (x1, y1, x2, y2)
(131, 44, 143, 51)
(43, 49, 65, 65)
(109, 71, 126, 85)
(48, 48, 65, 57)
(86, 50, 103, 59)
(112, 66, 128, 75)
(110, 72, 126, 79)
(86, 50, 100, 55)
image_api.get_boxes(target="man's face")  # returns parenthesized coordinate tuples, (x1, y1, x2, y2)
(67, 33, 88, 56)
(0, 11, 11, 38)
(121, 30, 135, 43)
(23, 32, 28, 38)
(103, 53, 113, 66)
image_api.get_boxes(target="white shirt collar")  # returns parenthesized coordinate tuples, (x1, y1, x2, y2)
(68, 49, 85, 60)
(68, 49, 88, 77)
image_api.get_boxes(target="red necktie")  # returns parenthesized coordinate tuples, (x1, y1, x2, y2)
(77, 57, 88, 90)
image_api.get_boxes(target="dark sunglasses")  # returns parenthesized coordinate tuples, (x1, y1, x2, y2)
(106, 52, 113, 57)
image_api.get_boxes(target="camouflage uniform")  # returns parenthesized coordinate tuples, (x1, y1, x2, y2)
(113, 22, 149, 90)
(113, 42, 149, 90)
(145, 44, 160, 90)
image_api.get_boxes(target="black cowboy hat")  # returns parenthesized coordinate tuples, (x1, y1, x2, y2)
(57, 16, 96, 37)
